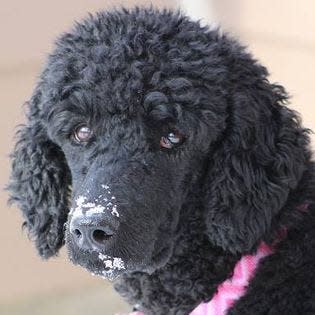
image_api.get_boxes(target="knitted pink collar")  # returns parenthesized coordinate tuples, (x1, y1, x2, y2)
(189, 241, 273, 315)
(124, 202, 310, 315)
(126, 242, 274, 315)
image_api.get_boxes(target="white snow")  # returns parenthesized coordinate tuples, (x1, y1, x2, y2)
(111, 205, 119, 217)
(69, 184, 120, 219)
(98, 253, 125, 272)
(69, 196, 106, 218)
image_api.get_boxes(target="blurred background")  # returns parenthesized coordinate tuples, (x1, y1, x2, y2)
(1, 0, 314, 314)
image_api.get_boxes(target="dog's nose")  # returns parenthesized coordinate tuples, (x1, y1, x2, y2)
(70, 215, 117, 251)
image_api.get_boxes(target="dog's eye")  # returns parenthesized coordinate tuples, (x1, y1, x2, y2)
(73, 125, 92, 143)
(160, 131, 185, 149)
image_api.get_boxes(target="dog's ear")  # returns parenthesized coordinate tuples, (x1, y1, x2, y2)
(8, 86, 71, 259)
(204, 51, 310, 254)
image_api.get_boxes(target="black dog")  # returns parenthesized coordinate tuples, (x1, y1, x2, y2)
(8, 7, 315, 315)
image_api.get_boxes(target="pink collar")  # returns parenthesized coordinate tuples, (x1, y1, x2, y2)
(190, 241, 273, 315)
(128, 242, 274, 315)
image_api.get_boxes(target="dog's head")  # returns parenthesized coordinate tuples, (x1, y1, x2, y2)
(8, 8, 310, 279)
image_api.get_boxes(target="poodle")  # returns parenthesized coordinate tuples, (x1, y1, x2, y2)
(8, 7, 315, 315)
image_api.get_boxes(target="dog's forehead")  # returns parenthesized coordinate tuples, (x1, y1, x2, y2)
(40, 9, 230, 140)
(42, 10, 223, 107)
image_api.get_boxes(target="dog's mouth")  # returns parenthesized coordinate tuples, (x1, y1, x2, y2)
(65, 224, 175, 280)
(66, 246, 128, 280)
(85, 253, 128, 281)
(64, 225, 127, 280)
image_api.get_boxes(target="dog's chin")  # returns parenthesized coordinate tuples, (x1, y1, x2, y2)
(66, 236, 175, 280)
(67, 246, 130, 281)
(89, 264, 128, 281)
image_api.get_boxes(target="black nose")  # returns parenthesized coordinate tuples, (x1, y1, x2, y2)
(70, 216, 117, 251)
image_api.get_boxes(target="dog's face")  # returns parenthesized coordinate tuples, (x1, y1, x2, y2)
(47, 85, 218, 278)
(9, 8, 308, 280)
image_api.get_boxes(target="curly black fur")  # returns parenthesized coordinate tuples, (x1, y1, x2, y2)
(8, 7, 315, 315)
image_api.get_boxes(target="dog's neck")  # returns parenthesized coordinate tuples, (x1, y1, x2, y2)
(114, 165, 315, 315)
(114, 197, 240, 315)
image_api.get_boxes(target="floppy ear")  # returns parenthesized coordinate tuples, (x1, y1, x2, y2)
(204, 52, 310, 254)
(8, 87, 71, 259)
